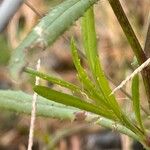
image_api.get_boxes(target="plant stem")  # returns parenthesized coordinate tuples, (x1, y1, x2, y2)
(25, 1, 43, 18)
(108, 0, 150, 110)
(0, 90, 149, 149)
(85, 114, 140, 141)
(86, 114, 150, 150)
(108, 0, 145, 63)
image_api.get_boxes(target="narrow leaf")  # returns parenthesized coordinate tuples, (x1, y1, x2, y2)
(35, 86, 141, 135)
(95, 57, 121, 115)
(81, 6, 121, 118)
(0, 91, 139, 142)
(81, 7, 97, 73)
(132, 75, 145, 132)
(81, 7, 121, 119)
(25, 67, 82, 93)
(34, 86, 116, 120)
(95, 57, 141, 134)
(71, 38, 111, 108)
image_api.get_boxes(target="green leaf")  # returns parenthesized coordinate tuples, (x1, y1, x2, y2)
(25, 67, 82, 93)
(71, 38, 111, 109)
(34, 85, 116, 120)
(81, 6, 121, 118)
(81, 7, 122, 118)
(94, 57, 143, 135)
(0, 91, 139, 142)
(70, 39, 139, 133)
(81, 7, 97, 73)
(95, 57, 121, 115)
(0, 90, 79, 120)
(81, 7, 122, 120)
(9, 0, 98, 81)
(132, 75, 145, 132)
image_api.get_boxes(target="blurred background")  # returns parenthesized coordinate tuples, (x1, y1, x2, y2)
(0, 0, 150, 149)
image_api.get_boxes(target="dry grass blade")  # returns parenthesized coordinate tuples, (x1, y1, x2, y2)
(27, 59, 41, 150)
(111, 58, 150, 94)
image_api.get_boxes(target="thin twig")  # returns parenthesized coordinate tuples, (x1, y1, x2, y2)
(107, 75, 149, 115)
(106, 75, 132, 98)
(25, 0, 43, 18)
(27, 59, 41, 150)
(111, 58, 150, 94)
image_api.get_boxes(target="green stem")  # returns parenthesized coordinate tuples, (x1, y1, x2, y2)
(86, 114, 150, 150)
(108, 0, 150, 110)
(85, 114, 141, 142)
(108, 0, 145, 63)
(0, 91, 140, 140)
(0, 90, 148, 148)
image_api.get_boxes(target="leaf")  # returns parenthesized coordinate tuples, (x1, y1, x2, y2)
(9, 0, 98, 80)
(71, 38, 111, 108)
(70, 40, 138, 133)
(81, 6, 120, 117)
(132, 75, 145, 132)
(34, 85, 116, 120)
(25, 67, 82, 93)
(81, 7, 122, 120)
(95, 57, 121, 115)
(94, 57, 142, 134)
(0, 90, 140, 142)
(0, 90, 78, 120)
(81, 6, 121, 118)
(81, 7, 97, 73)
